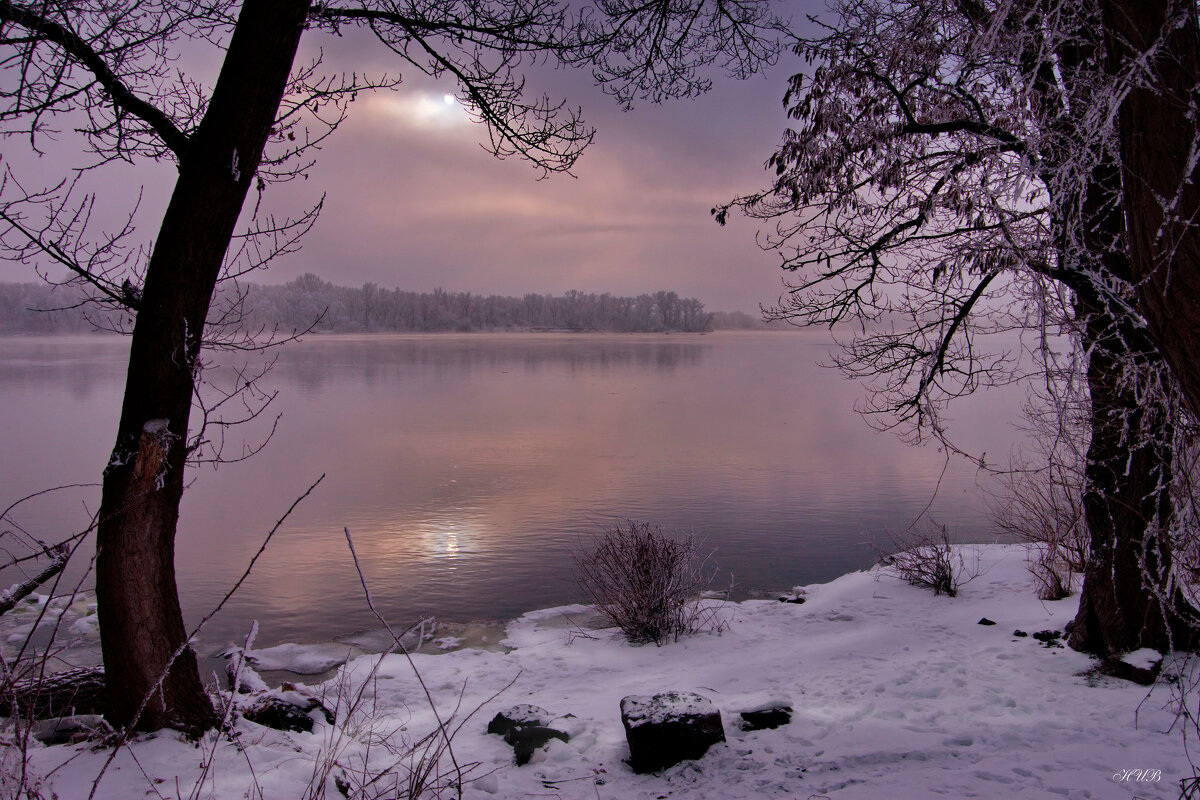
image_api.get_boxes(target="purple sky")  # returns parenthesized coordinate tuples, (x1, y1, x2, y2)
(4, 6, 822, 314)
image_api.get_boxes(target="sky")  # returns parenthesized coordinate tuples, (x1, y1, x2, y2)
(2, 3, 823, 314)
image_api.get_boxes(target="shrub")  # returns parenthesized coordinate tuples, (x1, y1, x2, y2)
(575, 521, 715, 645)
(877, 524, 979, 598)
(989, 458, 1088, 600)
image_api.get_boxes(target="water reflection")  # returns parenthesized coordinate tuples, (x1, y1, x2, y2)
(262, 333, 710, 395)
(0, 335, 128, 400)
(0, 331, 1024, 651)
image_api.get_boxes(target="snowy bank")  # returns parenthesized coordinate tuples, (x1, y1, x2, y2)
(17, 545, 1195, 799)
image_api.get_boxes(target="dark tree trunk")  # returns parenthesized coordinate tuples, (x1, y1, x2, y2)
(1100, 0, 1200, 419)
(1068, 300, 1194, 655)
(1064, 124, 1196, 655)
(95, 0, 310, 733)
(1022, 0, 1196, 655)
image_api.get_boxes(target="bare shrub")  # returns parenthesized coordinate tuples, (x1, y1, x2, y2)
(988, 385, 1090, 601)
(297, 653, 490, 800)
(877, 524, 979, 598)
(575, 520, 717, 645)
(992, 463, 1087, 601)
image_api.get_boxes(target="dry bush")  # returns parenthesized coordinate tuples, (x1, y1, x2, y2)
(877, 524, 979, 598)
(298, 657, 489, 800)
(575, 520, 717, 645)
(990, 456, 1088, 601)
(984, 360, 1091, 601)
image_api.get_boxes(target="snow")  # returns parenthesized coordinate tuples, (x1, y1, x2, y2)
(621, 692, 719, 726)
(242, 642, 360, 674)
(14, 545, 1197, 798)
(1123, 648, 1164, 671)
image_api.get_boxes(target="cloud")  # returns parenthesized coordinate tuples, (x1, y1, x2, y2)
(0, 23, 803, 314)
(359, 91, 474, 133)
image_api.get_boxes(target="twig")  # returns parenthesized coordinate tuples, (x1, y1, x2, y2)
(343, 526, 465, 798)
(0, 545, 68, 616)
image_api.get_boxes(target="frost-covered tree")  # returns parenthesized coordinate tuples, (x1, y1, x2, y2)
(1099, 0, 1200, 421)
(718, 0, 1197, 656)
(0, 0, 784, 733)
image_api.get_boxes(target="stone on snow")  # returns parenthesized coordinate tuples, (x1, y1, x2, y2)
(620, 691, 725, 773)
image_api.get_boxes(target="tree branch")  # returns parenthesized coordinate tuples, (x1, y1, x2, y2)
(0, 0, 190, 160)
(0, 544, 68, 617)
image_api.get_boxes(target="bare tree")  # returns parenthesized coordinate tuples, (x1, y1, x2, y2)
(0, 0, 785, 732)
(717, 0, 1197, 657)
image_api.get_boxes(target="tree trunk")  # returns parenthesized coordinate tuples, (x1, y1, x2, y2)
(1101, 0, 1200, 419)
(1026, 6, 1197, 655)
(95, 0, 310, 733)
(1068, 301, 1194, 655)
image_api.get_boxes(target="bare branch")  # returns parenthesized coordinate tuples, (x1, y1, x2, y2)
(0, 0, 192, 159)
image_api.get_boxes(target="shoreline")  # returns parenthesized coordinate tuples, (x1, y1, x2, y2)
(14, 544, 1195, 800)
(1, 582, 795, 686)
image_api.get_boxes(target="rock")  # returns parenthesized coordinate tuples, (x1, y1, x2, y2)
(977, 617, 997, 626)
(486, 704, 550, 736)
(1097, 657, 1160, 686)
(739, 706, 792, 731)
(242, 694, 332, 733)
(486, 704, 571, 765)
(1033, 629, 1064, 648)
(779, 587, 807, 604)
(29, 714, 108, 745)
(505, 725, 571, 765)
(1013, 630, 1028, 637)
(620, 692, 725, 773)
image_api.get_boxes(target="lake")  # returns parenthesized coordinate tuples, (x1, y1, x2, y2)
(0, 331, 1025, 655)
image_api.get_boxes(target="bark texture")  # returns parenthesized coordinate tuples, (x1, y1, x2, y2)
(1101, 0, 1200, 419)
(1069, 301, 1194, 654)
(1064, 122, 1196, 655)
(1027, 0, 1198, 656)
(95, 0, 311, 733)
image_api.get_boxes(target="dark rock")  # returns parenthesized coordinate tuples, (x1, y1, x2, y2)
(1097, 656, 1162, 686)
(1033, 629, 1063, 648)
(977, 617, 996, 626)
(1013, 630, 1028, 637)
(620, 691, 725, 774)
(505, 725, 571, 765)
(29, 714, 108, 745)
(487, 704, 572, 765)
(242, 695, 331, 733)
(778, 595, 806, 604)
(486, 704, 549, 737)
(740, 706, 792, 731)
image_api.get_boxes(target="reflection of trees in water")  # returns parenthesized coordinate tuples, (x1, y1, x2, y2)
(0, 334, 712, 400)
(0, 338, 128, 400)
(250, 337, 713, 395)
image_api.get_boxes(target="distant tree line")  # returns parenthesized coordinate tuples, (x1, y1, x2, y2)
(0, 282, 130, 334)
(0, 276, 768, 334)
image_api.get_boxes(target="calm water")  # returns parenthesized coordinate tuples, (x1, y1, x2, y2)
(0, 331, 1023, 651)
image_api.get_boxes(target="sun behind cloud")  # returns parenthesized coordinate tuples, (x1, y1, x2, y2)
(362, 89, 472, 131)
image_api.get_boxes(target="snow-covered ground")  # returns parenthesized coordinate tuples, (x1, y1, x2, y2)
(14, 545, 1197, 799)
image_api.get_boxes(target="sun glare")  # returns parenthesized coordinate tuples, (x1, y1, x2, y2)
(365, 91, 469, 131)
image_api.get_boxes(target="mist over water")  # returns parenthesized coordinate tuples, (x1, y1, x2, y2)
(0, 331, 1025, 651)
